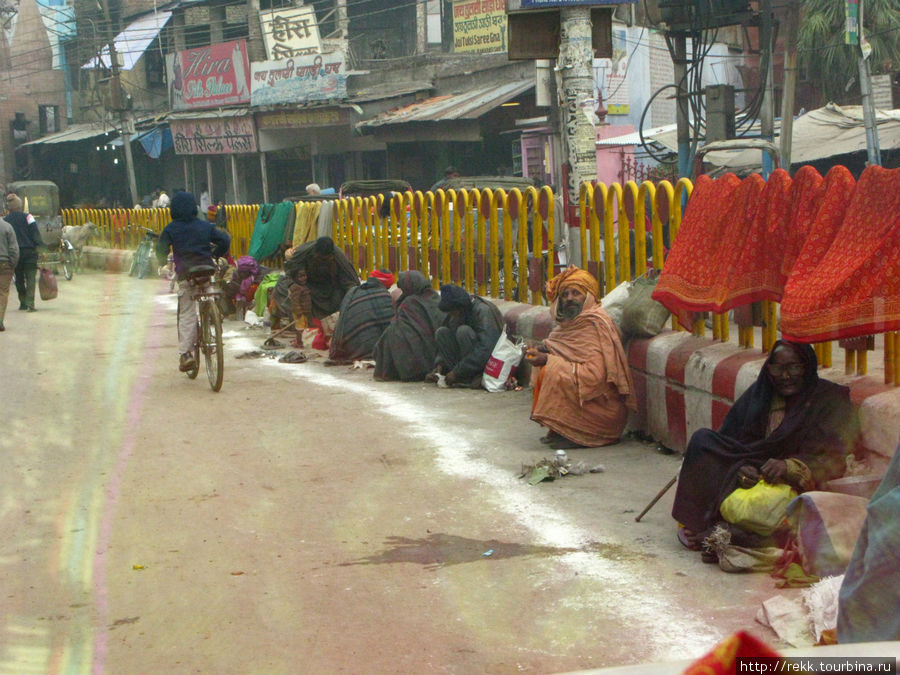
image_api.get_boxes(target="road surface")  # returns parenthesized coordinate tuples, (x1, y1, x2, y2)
(1, 270, 793, 674)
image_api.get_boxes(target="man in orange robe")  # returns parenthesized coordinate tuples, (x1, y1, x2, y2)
(527, 266, 636, 449)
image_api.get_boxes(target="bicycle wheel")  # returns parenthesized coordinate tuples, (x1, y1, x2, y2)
(128, 251, 138, 277)
(202, 301, 224, 392)
(186, 315, 200, 380)
(62, 251, 74, 281)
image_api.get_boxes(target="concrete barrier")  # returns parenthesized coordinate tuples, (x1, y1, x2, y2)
(485, 298, 900, 472)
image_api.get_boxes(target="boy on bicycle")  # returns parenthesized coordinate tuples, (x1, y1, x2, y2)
(156, 191, 231, 372)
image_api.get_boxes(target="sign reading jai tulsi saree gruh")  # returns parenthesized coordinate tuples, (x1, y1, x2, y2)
(250, 52, 347, 106)
(167, 39, 251, 111)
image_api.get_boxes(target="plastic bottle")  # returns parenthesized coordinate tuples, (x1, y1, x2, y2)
(555, 449, 568, 465)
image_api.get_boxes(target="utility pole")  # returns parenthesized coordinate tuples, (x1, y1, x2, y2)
(779, 0, 800, 168)
(557, 7, 598, 214)
(672, 34, 691, 178)
(857, 0, 881, 166)
(99, 0, 138, 206)
(759, 0, 775, 177)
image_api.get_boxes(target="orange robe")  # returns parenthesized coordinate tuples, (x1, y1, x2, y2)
(531, 303, 636, 447)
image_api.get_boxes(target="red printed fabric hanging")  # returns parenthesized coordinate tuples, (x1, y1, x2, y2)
(781, 165, 900, 342)
(721, 169, 792, 308)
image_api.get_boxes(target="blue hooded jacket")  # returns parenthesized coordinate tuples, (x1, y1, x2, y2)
(156, 191, 230, 278)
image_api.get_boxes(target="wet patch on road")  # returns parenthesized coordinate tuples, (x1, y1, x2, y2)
(339, 533, 652, 570)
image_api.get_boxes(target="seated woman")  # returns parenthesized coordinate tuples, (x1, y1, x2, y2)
(223, 256, 268, 317)
(672, 340, 860, 559)
(373, 271, 445, 382)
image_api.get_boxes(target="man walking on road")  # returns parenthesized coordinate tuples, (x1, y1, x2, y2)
(156, 191, 231, 373)
(0, 215, 20, 331)
(5, 193, 43, 312)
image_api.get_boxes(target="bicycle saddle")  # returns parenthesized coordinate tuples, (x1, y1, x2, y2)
(187, 264, 216, 278)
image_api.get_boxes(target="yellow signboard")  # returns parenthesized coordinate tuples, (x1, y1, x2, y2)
(452, 0, 507, 54)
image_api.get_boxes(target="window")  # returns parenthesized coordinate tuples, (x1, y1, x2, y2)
(39, 106, 59, 135)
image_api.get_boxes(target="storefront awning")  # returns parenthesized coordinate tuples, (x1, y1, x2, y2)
(356, 79, 534, 129)
(19, 123, 120, 147)
(83, 10, 172, 71)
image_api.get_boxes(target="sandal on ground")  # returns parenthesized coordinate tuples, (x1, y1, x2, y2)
(548, 435, 586, 450)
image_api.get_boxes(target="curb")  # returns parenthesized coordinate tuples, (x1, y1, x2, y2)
(485, 298, 899, 467)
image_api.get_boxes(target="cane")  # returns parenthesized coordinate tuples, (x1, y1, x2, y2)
(635, 473, 678, 522)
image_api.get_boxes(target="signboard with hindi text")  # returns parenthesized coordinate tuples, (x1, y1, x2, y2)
(170, 117, 258, 155)
(256, 108, 350, 129)
(260, 6, 322, 59)
(452, 0, 507, 54)
(250, 52, 347, 107)
(166, 40, 251, 111)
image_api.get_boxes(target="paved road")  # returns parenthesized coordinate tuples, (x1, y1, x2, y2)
(1, 271, 793, 674)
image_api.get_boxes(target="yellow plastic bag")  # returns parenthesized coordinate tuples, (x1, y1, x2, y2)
(719, 480, 798, 536)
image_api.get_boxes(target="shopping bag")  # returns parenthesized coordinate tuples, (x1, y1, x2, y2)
(719, 480, 797, 536)
(39, 267, 58, 301)
(482, 330, 524, 392)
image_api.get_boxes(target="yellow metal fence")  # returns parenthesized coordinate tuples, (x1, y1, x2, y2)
(63, 182, 897, 385)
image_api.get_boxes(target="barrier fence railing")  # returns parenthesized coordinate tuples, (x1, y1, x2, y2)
(64, 182, 896, 385)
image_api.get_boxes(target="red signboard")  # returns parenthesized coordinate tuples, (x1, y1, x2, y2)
(167, 39, 251, 111)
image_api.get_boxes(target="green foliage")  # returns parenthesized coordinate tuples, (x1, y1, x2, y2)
(798, 0, 900, 102)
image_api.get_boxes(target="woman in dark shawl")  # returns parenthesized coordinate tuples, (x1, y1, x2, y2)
(282, 236, 359, 323)
(672, 340, 860, 551)
(328, 271, 395, 364)
(373, 270, 445, 381)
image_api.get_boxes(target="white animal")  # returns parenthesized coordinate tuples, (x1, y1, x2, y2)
(61, 222, 99, 252)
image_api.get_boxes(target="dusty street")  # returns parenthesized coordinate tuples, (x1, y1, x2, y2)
(2, 270, 798, 674)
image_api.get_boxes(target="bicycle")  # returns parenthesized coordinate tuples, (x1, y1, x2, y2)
(183, 264, 225, 392)
(129, 227, 159, 279)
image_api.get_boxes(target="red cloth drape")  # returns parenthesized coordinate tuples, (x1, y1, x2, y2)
(781, 165, 900, 342)
(683, 631, 782, 675)
(652, 173, 770, 328)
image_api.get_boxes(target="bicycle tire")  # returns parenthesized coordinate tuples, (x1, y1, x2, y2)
(62, 251, 73, 281)
(186, 314, 200, 380)
(202, 301, 224, 392)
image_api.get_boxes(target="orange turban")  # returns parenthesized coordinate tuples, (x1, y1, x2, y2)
(545, 265, 599, 302)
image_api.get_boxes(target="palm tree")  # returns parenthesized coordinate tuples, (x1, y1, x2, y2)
(798, 0, 900, 104)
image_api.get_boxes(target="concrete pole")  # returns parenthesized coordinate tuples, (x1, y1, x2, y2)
(246, 0, 266, 62)
(260, 152, 269, 203)
(335, 0, 349, 38)
(99, 0, 138, 207)
(206, 157, 213, 203)
(557, 7, 598, 214)
(231, 155, 240, 204)
(779, 0, 800, 169)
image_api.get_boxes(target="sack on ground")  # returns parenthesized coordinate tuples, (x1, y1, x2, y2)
(720, 480, 797, 536)
(39, 267, 58, 301)
(482, 330, 524, 392)
(620, 274, 670, 338)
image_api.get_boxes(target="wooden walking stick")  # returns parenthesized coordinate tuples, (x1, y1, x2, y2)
(635, 473, 679, 522)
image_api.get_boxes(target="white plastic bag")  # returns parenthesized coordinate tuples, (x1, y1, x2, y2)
(482, 330, 524, 392)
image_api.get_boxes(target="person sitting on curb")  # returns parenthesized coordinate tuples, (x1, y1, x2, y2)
(271, 236, 359, 337)
(327, 269, 395, 365)
(373, 270, 445, 382)
(526, 265, 636, 450)
(426, 284, 503, 389)
(672, 340, 860, 561)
